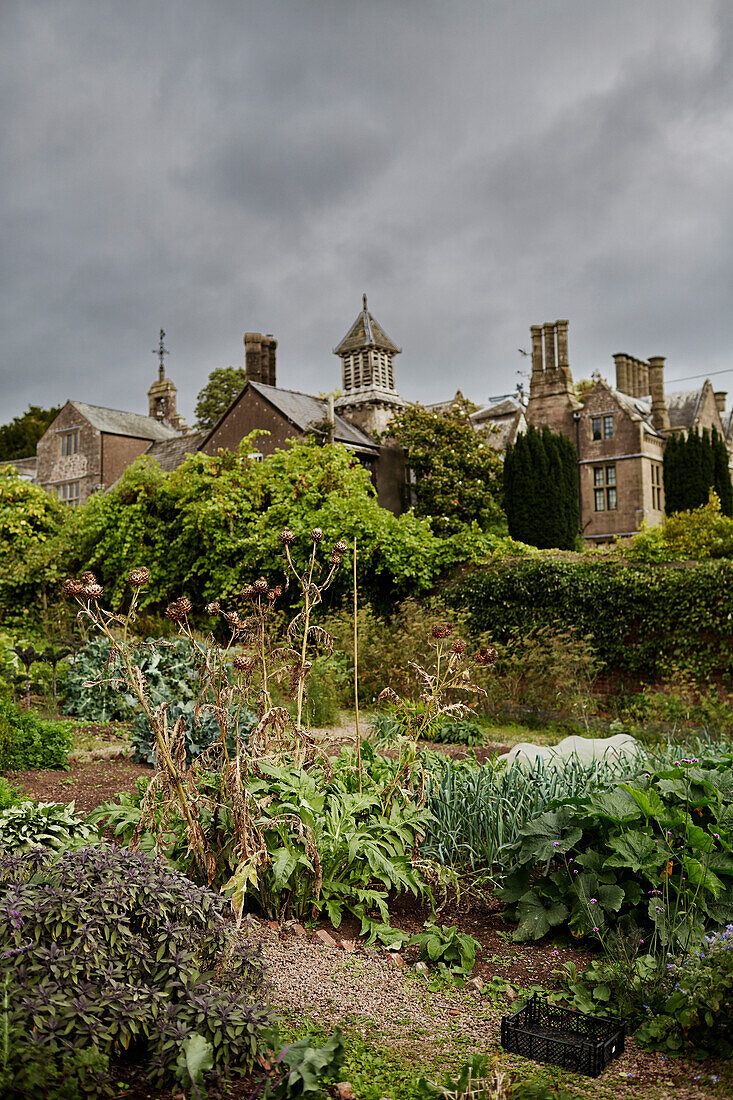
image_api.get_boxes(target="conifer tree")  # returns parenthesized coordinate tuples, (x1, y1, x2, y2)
(663, 427, 732, 515)
(503, 425, 578, 549)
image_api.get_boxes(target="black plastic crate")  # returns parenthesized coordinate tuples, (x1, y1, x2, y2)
(501, 994, 625, 1077)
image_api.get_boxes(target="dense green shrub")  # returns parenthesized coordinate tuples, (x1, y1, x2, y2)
(0, 700, 72, 770)
(498, 754, 733, 944)
(448, 557, 733, 681)
(0, 800, 99, 851)
(623, 491, 733, 563)
(0, 846, 270, 1096)
(372, 710, 485, 746)
(69, 437, 442, 612)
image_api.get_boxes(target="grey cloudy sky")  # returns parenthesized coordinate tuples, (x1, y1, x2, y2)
(3, 0, 733, 425)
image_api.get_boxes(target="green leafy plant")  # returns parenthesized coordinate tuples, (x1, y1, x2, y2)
(262, 1028, 345, 1099)
(635, 923, 733, 1057)
(0, 699, 72, 770)
(0, 846, 270, 1096)
(409, 921, 480, 977)
(498, 754, 733, 945)
(0, 801, 100, 852)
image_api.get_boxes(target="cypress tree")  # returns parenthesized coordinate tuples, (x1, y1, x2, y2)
(503, 425, 579, 549)
(663, 433, 679, 514)
(712, 427, 733, 516)
(664, 427, 732, 514)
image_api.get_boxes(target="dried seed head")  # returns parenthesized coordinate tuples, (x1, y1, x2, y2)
(273, 585, 283, 598)
(474, 645, 498, 666)
(233, 654, 255, 672)
(79, 570, 97, 586)
(241, 584, 254, 599)
(333, 538, 348, 554)
(330, 552, 343, 566)
(62, 578, 84, 598)
(253, 577, 268, 594)
(266, 589, 277, 601)
(128, 566, 150, 588)
(378, 687, 401, 706)
(205, 602, 221, 615)
(224, 611, 241, 625)
(450, 639, 467, 655)
(310, 527, 323, 543)
(431, 622, 453, 639)
(165, 601, 185, 621)
(279, 528, 296, 545)
(177, 597, 193, 615)
(84, 583, 104, 600)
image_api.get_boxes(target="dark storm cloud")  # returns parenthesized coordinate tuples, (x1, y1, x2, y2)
(2, 0, 732, 426)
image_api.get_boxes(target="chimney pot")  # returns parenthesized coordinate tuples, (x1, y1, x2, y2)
(530, 325, 544, 374)
(543, 323, 556, 372)
(715, 390, 727, 414)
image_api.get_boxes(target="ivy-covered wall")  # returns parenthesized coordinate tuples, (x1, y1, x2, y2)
(447, 558, 733, 681)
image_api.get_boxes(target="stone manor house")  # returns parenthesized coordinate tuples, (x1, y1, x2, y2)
(17, 304, 733, 544)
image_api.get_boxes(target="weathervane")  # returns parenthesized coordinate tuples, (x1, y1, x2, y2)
(152, 328, 169, 381)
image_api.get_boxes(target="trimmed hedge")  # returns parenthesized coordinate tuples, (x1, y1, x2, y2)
(447, 558, 733, 681)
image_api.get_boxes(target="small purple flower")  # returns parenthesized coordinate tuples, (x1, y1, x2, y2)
(592, 926, 599, 932)
(553, 842, 560, 848)
(590, 898, 597, 904)
(552, 950, 559, 956)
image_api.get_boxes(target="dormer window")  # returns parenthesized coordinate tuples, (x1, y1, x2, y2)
(61, 431, 79, 456)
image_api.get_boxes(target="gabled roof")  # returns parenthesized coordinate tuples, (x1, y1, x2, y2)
(666, 389, 703, 431)
(70, 401, 180, 441)
(333, 295, 401, 355)
(248, 383, 379, 452)
(471, 398, 526, 450)
(144, 430, 208, 472)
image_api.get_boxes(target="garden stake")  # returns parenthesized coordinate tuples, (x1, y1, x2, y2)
(353, 536, 362, 792)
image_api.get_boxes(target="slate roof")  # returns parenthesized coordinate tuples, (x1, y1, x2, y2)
(0, 456, 38, 479)
(144, 430, 208, 472)
(333, 295, 401, 355)
(249, 383, 379, 452)
(71, 401, 180, 441)
(666, 389, 703, 431)
(471, 397, 527, 450)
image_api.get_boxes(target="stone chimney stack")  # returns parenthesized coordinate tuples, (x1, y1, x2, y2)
(715, 391, 727, 414)
(638, 357, 649, 396)
(648, 355, 670, 431)
(244, 333, 277, 387)
(556, 320, 569, 370)
(530, 325, 544, 375)
(614, 353, 628, 393)
(526, 319, 579, 426)
(543, 323, 556, 372)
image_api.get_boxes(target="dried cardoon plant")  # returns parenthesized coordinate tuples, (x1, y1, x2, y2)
(63, 534, 347, 903)
(377, 623, 496, 807)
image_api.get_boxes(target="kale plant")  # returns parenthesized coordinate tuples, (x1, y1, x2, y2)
(0, 846, 270, 1097)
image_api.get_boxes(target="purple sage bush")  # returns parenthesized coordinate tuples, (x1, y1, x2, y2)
(0, 845, 270, 1097)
